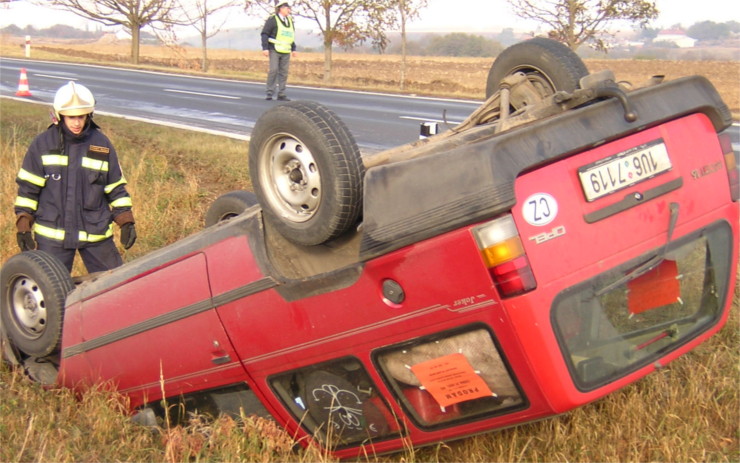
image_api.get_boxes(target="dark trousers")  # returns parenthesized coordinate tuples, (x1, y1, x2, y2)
(266, 49, 291, 97)
(37, 237, 123, 273)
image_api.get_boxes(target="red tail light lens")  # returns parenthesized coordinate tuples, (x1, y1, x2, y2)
(473, 215, 536, 297)
(719, 130, 739, 201)
(490, 256, 537, 296)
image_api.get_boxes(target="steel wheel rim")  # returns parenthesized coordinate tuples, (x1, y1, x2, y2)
(259, 134, 322, 223)
(9, 275, 47, 340)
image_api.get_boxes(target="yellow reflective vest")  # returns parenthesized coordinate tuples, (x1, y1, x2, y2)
(268, 15, 295, 54)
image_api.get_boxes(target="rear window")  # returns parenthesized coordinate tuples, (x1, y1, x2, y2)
(552, 221, 733, 391)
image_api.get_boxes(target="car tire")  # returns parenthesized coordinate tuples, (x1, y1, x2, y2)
(249, 101, 365, 246)
(1, 329, 22, 366)
(485, 37, 589, 100)
(204, 190, 259, 227)
(0, 251, 74, 358)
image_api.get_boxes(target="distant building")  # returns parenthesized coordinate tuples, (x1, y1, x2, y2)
(655, 29, 697, 48)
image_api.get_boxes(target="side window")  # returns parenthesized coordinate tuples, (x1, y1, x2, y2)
(375, 326, 526, 428)
(269, 357, 400, 448)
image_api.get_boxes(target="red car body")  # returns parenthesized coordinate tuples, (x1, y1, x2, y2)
(45, 76, 738, 457)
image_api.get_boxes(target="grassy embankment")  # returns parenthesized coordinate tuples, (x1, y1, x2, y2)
(1, 98, 738, 462)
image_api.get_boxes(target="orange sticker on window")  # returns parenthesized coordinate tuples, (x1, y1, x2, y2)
(410, 353, 493, 408)
(627, 259, 680, 314)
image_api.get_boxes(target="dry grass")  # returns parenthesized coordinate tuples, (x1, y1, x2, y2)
(1, 98, 738, 462)
(1, 35, 738, 117)
(0, 99, 250, 270)
(0, 365, 323, 462)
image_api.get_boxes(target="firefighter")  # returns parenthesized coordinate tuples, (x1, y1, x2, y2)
(14, 81, 136, 273)
(261, 0, 296, 101)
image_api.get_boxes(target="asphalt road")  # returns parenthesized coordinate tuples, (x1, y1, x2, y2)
(2, 58, 737, 152)
(0, 57, 481, 152)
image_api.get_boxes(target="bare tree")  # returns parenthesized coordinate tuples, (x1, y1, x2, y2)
(46, 0, 179, 64)
(389, 0, 428, 91)
(508, 0, 658, 51)
(248, 0, 396, 83)
(175, 0, 242, 71)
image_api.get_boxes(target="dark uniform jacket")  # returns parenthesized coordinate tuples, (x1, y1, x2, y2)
(14, 121, 133, 249)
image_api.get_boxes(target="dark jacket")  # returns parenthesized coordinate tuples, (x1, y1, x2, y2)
(15, 120, 133, 249)
(261, 14, 296, 52)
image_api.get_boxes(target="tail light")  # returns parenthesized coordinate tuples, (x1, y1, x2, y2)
(719, 129, 739, 201)
(473, 215, 536, 297)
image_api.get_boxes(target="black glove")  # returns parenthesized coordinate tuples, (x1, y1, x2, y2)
(120, 223, 137, 250)
(17, 231, 36, 252)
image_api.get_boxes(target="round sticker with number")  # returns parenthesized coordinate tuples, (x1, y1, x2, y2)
(522, 193, 558, 226)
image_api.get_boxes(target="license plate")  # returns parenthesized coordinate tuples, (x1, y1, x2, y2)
(578, 140, 671, 202)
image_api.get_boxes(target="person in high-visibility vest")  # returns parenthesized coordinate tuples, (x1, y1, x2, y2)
(261, 0, 296, 101)
(14, 81, 137, 273)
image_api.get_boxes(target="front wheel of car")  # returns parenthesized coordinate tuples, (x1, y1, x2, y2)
(0, 251, 74, 358)
(249, 101, 365, 246)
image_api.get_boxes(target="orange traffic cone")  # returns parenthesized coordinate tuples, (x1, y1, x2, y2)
(15, 68, 32, 97)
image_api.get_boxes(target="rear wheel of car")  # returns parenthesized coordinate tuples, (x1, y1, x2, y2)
(249, 101, 365, 246)
(204, 190, 259, 227)
(0, 251, 73, 358)
(485, 37, 589, 100)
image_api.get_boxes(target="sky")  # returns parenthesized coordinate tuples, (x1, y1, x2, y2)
(0, 0, 734, 34)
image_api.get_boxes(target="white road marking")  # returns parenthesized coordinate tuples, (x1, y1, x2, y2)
(34, 74, 77, 80)
(164, 88, 240, 100)
(399, 115, 463, 124)
(2, 57, 481, 104)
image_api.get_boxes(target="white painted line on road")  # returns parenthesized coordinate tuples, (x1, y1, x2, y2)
(93, 110, 250, 140)
(400, 115, 463, 124)
(2, 57, 482, 105)
(164, 88, 240, 100)
(34, 74, 78, 80)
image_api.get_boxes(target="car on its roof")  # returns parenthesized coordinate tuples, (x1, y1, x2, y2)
(2, 38, 738, 459)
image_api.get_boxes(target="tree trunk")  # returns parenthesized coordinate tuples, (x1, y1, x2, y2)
(201, 31, 208, 72)
(400, 5, 407, 92)
(566, 0, 578, 50)
(323, 38, 333, 83)
(131, 25, 141, 64)
(201, 12, 209, 72)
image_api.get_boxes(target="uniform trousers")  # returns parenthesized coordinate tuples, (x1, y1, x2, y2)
(266, 49, 291, 97)
(37, 236, 123, 273)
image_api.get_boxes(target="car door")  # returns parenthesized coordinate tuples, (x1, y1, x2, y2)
(73, 253, 248, 406)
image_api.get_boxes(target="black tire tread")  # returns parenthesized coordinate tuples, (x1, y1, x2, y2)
(485, 37, 589, 98)
(249, 100, 364, 245)
(204, 190, 259, 227)
(1, 251, 73, 357)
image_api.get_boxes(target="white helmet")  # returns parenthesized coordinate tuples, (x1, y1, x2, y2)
(53, 81, 95, 122)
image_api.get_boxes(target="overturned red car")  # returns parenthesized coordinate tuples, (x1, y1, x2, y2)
(2, 39, 738, 458)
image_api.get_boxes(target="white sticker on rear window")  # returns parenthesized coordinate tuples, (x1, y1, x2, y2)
(522, 193, 558, 226)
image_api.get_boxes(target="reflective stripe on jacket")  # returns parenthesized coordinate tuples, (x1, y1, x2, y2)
(262, 14, 295, 53)
(14, 122, 132, 249)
